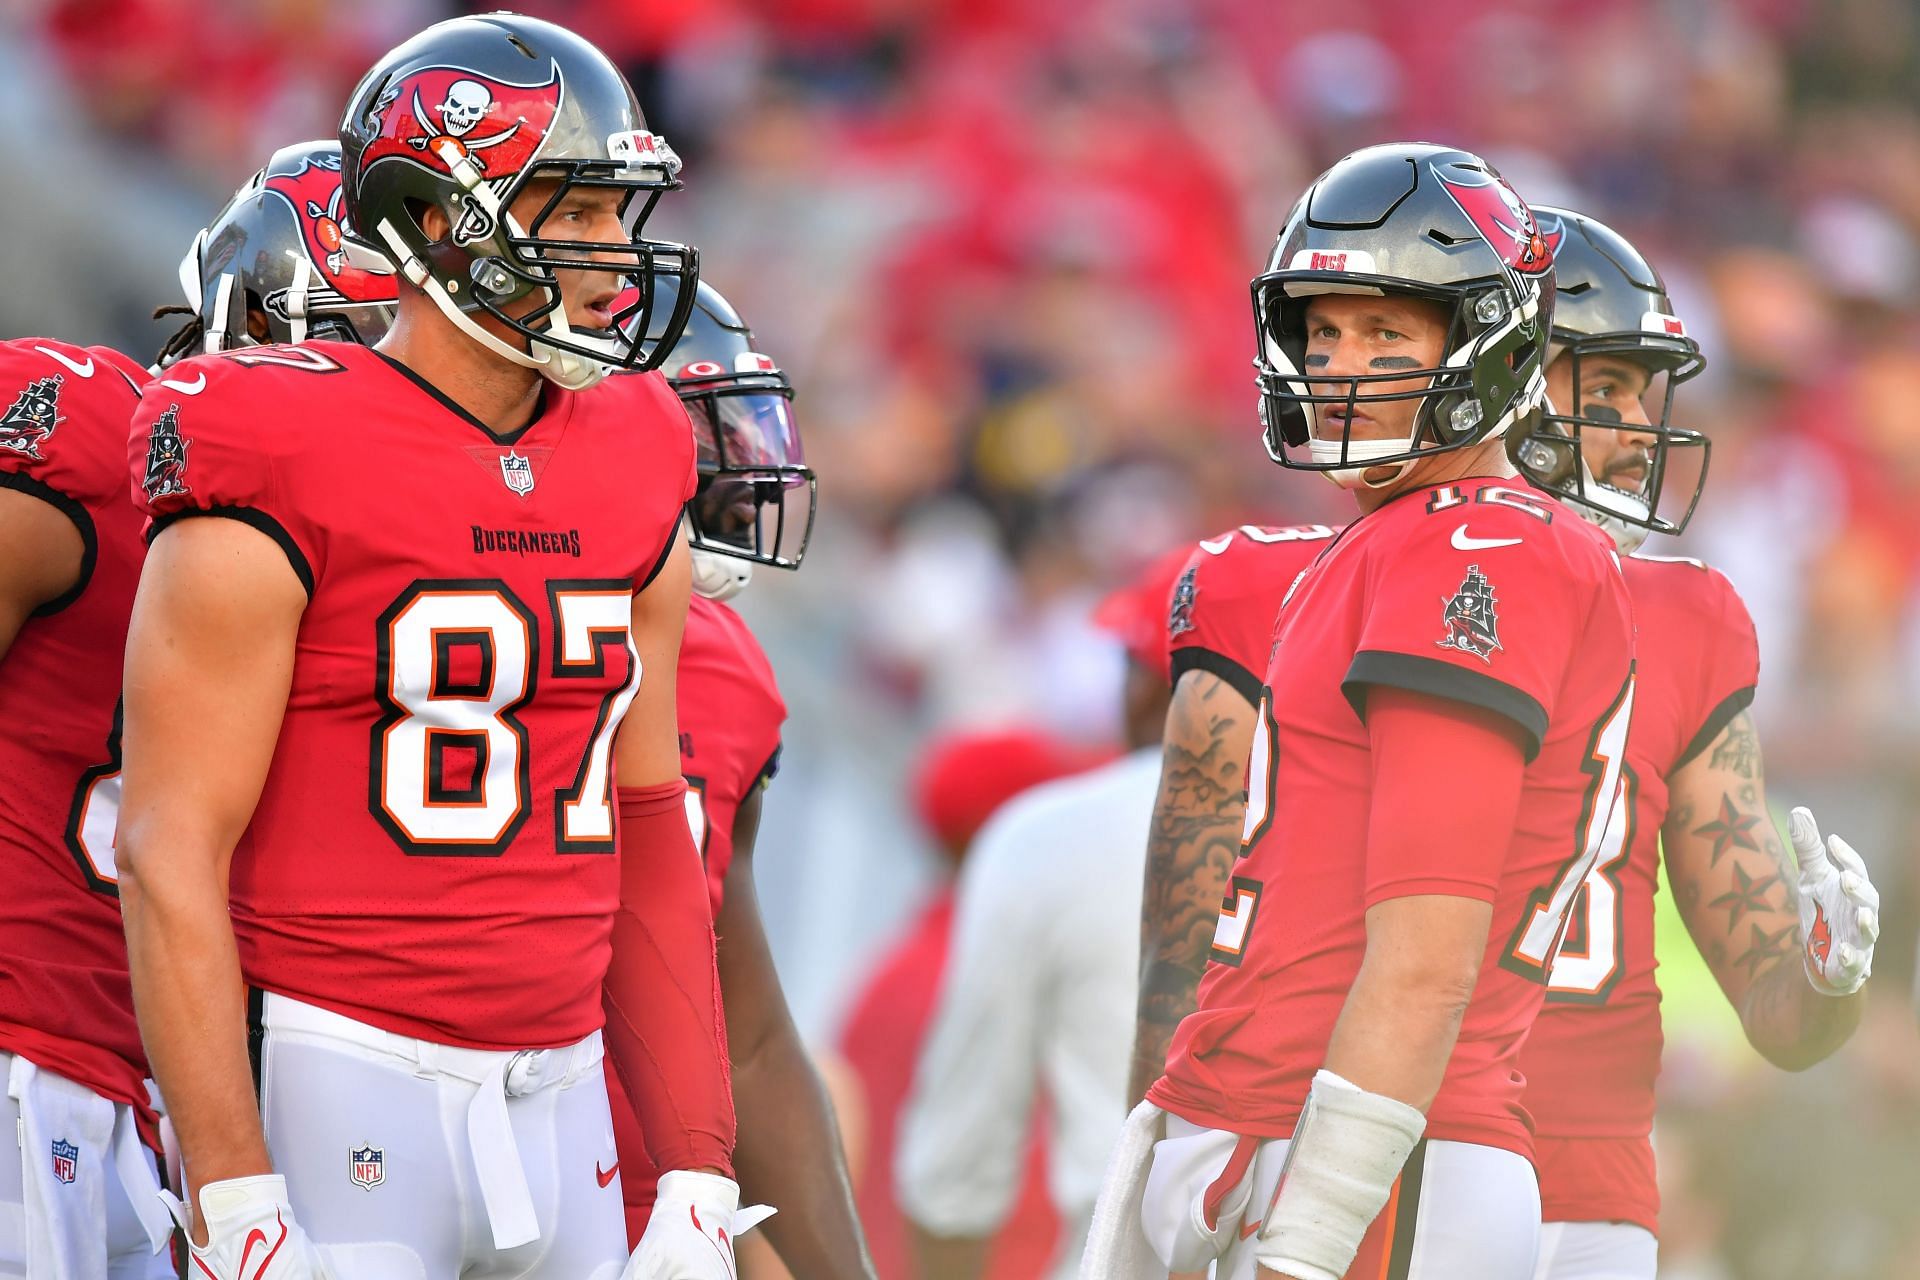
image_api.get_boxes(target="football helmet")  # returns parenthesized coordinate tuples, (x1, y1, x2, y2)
(338, 13, 698, 390)
(1253, 142, 1556, 487)
(658, 279, 815, 600)
(1513, 206, 1707, 553)
(169, 140, 398, 360)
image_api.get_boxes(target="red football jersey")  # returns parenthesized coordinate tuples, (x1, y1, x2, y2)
(0, 339, 148, 1107)
(611, 591, 786, 1239)
(1150, 478, 1636, 1159)
(680, 594, 787, 914)
(1522, 553, 1759, 1230)
(129, 341, 696, 1050)
(1166, 523, 1340, 706)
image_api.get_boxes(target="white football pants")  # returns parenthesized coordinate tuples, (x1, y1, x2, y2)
(1143, 1115, 1541, 1280)
(1531, 1221, 1658, 1280)
(254, 991, 628, 1278)
(0, 1052, 172, 1280)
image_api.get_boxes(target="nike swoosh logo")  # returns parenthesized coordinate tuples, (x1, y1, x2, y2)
(1451, 524, 1523, 551)
(1199, 534, 1235, 555)
(596, 1160, 619, 1188)
(1240, 1219, 1261, 1240)
(158, 372, 207, 395)
(195, 1214, 285, 1280)
(33, 346, 94, 377)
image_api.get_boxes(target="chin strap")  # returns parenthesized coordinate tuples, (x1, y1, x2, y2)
(373, 210, 613, 392)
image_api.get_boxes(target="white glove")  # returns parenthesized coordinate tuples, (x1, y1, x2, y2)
(162, 1175, 333, 1279)
(1789, 807, 1880, 996)
(622, 1170, 775, 1280)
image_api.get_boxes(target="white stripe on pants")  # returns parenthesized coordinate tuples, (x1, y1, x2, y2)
(0, 1052, 172, 1280)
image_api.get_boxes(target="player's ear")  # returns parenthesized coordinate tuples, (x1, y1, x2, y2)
(419, 203, 452, 243)
(246, 306, 272, 343)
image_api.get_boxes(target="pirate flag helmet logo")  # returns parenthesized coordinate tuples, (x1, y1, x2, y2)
(1435, 166, 1558, 278)
(261, 150, 401, 320)
(1437, 564, 1502, 662)
(177, 139, 399, 354)
(360, 64, 563, 186)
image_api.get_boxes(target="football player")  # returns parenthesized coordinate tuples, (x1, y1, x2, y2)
(1509, 207, 1877, 1280)
(116, 16, 746, 1279)
(1087, 142, 1635, 1280)
(0, 333, 170, 1277)
(0, 133, 397, 1280)
(608, 280, 875, 1278)
(1127, 521, 1339, 1111)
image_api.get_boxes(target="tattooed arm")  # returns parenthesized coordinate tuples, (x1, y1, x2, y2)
(1663, 711, 1863, 1071)
(1129, 669, 1257, 1106)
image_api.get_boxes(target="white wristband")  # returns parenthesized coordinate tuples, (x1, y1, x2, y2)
(1252, 1069, 1426, 1280)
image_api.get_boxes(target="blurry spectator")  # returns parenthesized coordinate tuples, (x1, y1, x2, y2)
(838, 729, 1107, 1280)
(897, 549, 1181, 1279)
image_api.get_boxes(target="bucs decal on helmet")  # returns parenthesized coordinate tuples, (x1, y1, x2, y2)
(362, 64, 564, 183)
(1437, 563, 1502, 662)
(0, 373, 65, 461)
(1435, 167, 1557, 277)
(263, 153, 398, 312)
(141, 405, 192, 501)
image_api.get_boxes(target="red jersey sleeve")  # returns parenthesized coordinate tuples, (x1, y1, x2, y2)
(1166, 524, 1338, 706)
(1363, 688, 1528, 905)
(1672, 564, 1761, 768)
(0, 339, 144, 611)
(1343, 490, 1610, 760)
(130, 351, 334, 594)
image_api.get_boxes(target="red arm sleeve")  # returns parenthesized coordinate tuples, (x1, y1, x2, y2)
(603, 779, 736, 1176)
(1363, 686, 1528, 907)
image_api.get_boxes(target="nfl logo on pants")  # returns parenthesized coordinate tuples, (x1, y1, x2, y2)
(50, 1139, 77, 1185)
(350, 1144, 385, 1191)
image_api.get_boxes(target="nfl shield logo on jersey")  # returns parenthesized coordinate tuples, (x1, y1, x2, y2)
(500, 450, 535, 496)
(349, 1144, 385, 1190)
(49, 1139, 77, 1185)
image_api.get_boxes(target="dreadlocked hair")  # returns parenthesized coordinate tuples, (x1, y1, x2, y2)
(152, 304, 204, 368)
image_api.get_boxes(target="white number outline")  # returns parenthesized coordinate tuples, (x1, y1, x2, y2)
(1503, 672, 1637, 982)
(549, 582, 643, 852)
(1545, 767, 1640, 1002)
(370, 582, 538, 855)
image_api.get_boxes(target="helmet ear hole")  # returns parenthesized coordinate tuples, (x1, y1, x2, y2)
(243, 290, 272, 342)
(406, 198, 448, 244)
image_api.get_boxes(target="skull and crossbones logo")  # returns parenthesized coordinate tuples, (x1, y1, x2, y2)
(408, 79, 523, 171)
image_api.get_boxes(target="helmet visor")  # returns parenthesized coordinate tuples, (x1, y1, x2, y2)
(684, 386, 814, 570)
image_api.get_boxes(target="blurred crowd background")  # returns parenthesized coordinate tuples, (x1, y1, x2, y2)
(3, 0, 1916, 1274)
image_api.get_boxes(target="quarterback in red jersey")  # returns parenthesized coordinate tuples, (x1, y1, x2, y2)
(0, 337, 173, 1276)
(1508, 209, 1877, 1280)
(602, 281, 876, 1277)
(117, 17, 743, 1279)
(1087, 143, 1633, 1280)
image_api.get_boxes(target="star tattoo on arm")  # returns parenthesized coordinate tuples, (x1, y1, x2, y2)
(1693, 794, 1761, 867)
(1709, 861, 1780, 932)
(1733, 920, 1799, 979)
